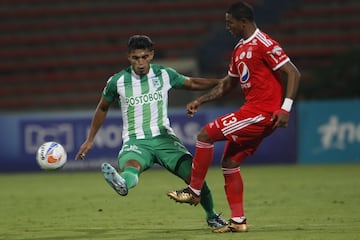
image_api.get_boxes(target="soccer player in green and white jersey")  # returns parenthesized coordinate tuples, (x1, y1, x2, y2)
(75, 35, 227, 229)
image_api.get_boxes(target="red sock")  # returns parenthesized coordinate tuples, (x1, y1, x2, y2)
(223, 167, 245, 218)
(189, 140, 214, 191)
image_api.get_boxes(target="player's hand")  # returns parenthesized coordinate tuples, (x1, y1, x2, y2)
(75, 140, 93, 160)
(271, 109, 289, 129)
(186, 100, 201, 117)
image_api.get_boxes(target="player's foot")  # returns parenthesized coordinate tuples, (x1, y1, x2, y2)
(167, 187, 201, 206)
(212, 218, 248, 233)
(101, 162, 128, 196)
(207, 213, 228, 228)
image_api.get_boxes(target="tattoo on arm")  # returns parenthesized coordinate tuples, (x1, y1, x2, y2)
(197, 82, 224, 104)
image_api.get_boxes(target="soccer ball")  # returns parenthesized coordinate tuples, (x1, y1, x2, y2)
(36, 142, 67, 170)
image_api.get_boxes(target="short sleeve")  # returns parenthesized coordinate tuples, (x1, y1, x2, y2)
(263, 42, 290, 71)
(165, 67, 186, 88)
(102, 75, 118, 103)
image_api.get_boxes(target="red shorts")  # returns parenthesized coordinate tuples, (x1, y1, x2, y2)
(205, 109, 275, 163)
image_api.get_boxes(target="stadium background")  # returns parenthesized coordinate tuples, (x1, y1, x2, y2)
(1, 0, 359, 172)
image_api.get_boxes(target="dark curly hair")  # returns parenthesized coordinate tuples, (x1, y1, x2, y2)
(127, 35, 154, 52)
(227, 1, 254, 21)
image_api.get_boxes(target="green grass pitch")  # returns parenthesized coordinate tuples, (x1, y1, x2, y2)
(1, 164, 359, 240)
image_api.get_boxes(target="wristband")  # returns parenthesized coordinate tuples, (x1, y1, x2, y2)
(281, 98, 293, 112)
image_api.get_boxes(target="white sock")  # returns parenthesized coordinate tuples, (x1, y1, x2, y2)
(189, 186, 201, 196)
(231, 216, 246, 223)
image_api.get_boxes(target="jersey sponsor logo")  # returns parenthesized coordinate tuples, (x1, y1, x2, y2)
(121, 144, 142, 154)
(152, 77, 161, 89)
(238, 62, 250, 83)
(126, 90, 163, 106)
(237, 62, 251, 89)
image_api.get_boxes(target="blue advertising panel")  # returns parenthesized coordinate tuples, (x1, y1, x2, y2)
(0, 110, 207, 172)
(298, 100, 360, 163)
(0, 107, 296, 172)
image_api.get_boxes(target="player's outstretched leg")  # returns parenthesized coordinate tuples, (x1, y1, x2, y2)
(101, 162, 128, 196)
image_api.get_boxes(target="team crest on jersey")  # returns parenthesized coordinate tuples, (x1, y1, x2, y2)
(152, 77, 161, 89)
(237, 62, 250, 83)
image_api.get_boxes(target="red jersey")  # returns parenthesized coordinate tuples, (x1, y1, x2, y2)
(228, 29, 290, 113)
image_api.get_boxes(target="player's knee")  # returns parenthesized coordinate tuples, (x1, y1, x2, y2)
(123, 159, 142, 171)
(221, 157, 240, 168)
(197, 128, 212, 143)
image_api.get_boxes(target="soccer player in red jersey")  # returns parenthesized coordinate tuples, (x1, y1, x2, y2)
(167, 1, 301, 233)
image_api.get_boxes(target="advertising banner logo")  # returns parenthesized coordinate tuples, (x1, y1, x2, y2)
(298, 100, 360, 163)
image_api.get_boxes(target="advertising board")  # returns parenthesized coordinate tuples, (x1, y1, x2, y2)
(298, 100, 360, 163)
(0, 108, 296, 172)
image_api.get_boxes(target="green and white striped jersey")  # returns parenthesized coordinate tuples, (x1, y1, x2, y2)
(103, 64, 187, 142)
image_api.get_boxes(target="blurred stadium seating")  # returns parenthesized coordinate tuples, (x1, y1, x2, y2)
(1, 0, 359, 110)
(1, 0, 240, 110)
(265, 0, 360, 82)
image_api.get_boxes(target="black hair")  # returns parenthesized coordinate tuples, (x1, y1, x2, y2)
(227, 1, 254, 21)
(127, 35, 154, 52)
